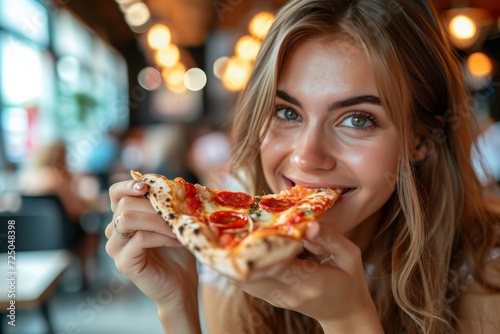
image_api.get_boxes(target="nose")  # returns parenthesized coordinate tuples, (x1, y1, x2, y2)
(290, 129, 337, 172)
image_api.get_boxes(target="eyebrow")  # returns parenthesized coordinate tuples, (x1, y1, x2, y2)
(276, 90, 382, 111)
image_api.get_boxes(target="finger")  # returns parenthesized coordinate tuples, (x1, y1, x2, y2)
(302, 221, 330, 260)
(114, 195, 156, 217)
(105, 220, 114, 239)
(108, 231, 182, 275)
(105, 210, 178, 251)
(106, 219, 183, 258)
(109, 179, 149, 212)
(305, 221, 320, 240)
(118, 210, 176, 238)
(310, 225, 362, 272)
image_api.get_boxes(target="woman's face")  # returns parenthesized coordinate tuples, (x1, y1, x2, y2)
(260, 37, 400, 246)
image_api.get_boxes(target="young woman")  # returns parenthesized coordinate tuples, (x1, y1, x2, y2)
(105, 0, 500, 333)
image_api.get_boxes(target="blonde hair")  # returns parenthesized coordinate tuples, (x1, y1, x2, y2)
(229, 0, 500, 333)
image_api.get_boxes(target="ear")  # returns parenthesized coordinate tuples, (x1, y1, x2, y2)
(410, 136, 429, 163)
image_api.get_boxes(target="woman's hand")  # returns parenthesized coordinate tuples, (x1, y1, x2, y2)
(229, 221, 383, 333)
(105, 179, 201, 332)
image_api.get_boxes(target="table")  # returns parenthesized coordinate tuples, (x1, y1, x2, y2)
(0, 250, 72, 333)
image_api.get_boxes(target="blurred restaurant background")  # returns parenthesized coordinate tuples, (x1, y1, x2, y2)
(0, 0, 499, 333)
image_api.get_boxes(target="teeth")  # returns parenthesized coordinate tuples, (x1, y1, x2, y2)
(335, 188, 344, 195)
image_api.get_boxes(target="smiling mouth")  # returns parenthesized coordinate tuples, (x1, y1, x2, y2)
(287, 179, 353, 196)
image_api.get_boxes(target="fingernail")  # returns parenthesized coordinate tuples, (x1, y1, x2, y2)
(134, 182, 145, 191)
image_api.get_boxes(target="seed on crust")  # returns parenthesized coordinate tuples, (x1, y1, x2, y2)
(178, 225, 184, 235)
(168, 213, 175, 219)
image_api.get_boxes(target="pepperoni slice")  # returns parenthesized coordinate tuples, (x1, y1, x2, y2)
(214, 191, 254, 208)
(258, 198, 296, 212)
(209, 211, 248, 229)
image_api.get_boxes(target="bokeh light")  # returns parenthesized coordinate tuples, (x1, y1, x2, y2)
(221, 56, 252, 91)
(235, 35, 261, 62)
(467, 52, 493, 77)
(155, 43, 180, 68)
(137, 66, 162, 91)
(449, 15, 476, 40)
(249, 11, 275, 40)
(184, 68, 207, 91)
(124, 2, 150, 27)
(147, 24, 171, 50)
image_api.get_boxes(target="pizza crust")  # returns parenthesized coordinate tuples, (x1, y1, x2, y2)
(131, 170, 334, 280)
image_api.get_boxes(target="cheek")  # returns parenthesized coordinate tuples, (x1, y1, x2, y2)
(260, 132, 290, 182)
(360, 142, 400, 192)
(343, 137, 400, 190)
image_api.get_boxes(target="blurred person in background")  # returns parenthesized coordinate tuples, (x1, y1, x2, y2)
(19, 140, 84, 224)
(19, 140, 92, 289)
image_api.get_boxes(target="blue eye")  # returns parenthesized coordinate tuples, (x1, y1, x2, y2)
(275, 106, 301, 121)
(340, 112, 376, 128)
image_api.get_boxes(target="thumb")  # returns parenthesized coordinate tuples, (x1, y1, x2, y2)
(305, 221, 321, 240)
(313, 225, 363, 273)
(302, 221, 329, 260)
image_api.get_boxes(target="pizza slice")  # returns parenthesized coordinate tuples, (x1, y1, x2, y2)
(131, 170, 340, 280)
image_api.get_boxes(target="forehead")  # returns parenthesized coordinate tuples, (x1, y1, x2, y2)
(277, 36, 376, 97)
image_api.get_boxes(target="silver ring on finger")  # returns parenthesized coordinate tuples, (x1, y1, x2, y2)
(114, 216, 135, 239)
(320, 254, 338, 267)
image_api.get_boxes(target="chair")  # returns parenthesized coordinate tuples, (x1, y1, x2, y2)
(0, 195, 78, 333)
(0, 194, 77, 252)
